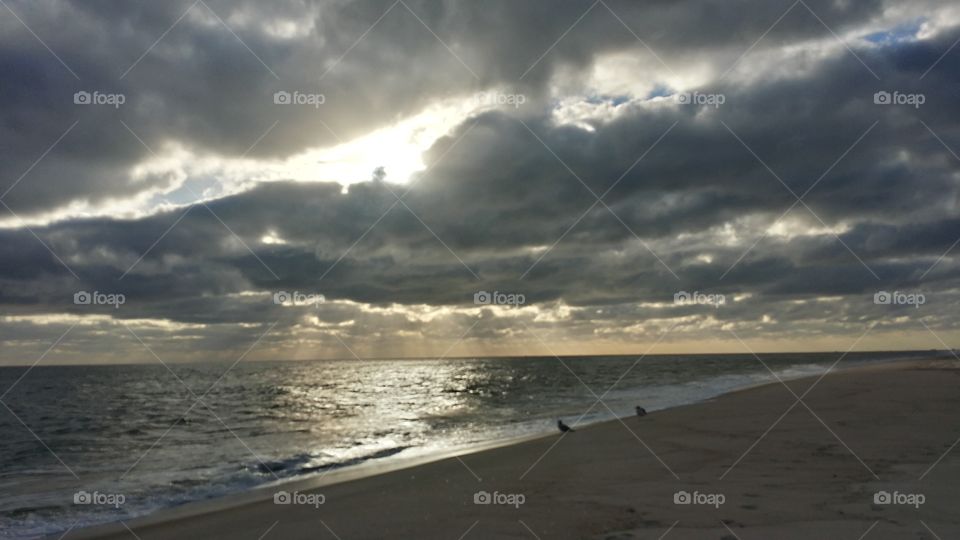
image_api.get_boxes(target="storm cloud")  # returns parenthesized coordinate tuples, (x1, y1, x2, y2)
(0, 0, 958, 363)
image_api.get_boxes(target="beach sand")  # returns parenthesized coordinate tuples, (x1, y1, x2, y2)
(65, 359, 960, 539)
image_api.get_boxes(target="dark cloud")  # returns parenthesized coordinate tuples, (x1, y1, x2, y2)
(0, 0, 920, 215)
(0, 0, 958, 362)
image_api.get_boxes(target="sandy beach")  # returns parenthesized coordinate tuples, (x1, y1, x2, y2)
(62, 359, 960, 540)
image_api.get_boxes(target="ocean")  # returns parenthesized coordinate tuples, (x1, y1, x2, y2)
(0, 351, 931, 538)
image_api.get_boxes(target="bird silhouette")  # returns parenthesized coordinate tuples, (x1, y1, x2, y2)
(635, 406, 647, 417)
(557, 419, 575, 433)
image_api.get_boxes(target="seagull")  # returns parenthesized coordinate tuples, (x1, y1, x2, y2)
(635, 406, 647, 417)
(557, 419, 575, 433)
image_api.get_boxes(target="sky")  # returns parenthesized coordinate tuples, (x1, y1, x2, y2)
(0, 0, 958, 364)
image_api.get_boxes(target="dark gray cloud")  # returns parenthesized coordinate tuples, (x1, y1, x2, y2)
(0, 0, 958, 362)
(0, 0, 924, 215)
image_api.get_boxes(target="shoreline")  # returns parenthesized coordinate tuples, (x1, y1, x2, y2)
(57, 355, 959, 539)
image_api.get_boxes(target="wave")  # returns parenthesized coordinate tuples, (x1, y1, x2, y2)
(252, 446, 411, 477)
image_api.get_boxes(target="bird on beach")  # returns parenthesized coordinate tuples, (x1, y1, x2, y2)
(557, 419, 575, 433)
(635, 406, 647, 417)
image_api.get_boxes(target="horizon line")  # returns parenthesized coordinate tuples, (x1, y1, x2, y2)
(0, 346, 950, 368)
